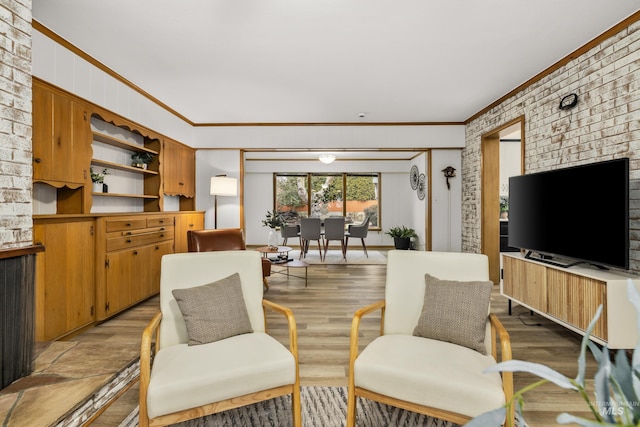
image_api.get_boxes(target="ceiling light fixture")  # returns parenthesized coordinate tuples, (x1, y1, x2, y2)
(319, 154, 336, 164)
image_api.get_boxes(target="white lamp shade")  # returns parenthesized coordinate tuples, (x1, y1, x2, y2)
(210, 176, 237, 196)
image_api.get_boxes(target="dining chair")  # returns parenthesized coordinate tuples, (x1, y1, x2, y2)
(281, 224, 301, 247)
(344, 216, 370, 257)
(299, 217, 323, 261)
(322, 217, 346, 261)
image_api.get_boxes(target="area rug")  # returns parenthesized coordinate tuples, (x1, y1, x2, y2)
(120, 386, 458, 427)
(286, 250, 387, 265)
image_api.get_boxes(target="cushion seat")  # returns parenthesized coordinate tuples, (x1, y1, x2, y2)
(354, 334, 505, 418)
(147, 332, 296, 419)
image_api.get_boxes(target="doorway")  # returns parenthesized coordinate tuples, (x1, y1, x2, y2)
(481, 117, 524, 286)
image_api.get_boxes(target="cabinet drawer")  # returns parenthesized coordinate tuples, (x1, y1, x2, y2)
(105, 218, 147, 233)
(147, 216, 173, 228)
(107, 228, 174, 252)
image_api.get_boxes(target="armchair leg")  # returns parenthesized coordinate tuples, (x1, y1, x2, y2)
(346, 387, 357, 427)
(292, 386, 302, 427)
(263, 276, 269, 291)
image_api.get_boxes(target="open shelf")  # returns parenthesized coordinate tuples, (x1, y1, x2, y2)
(92, 192, 159, 199)
(91, 158, 159, 175)
(92, 132, 158, 155)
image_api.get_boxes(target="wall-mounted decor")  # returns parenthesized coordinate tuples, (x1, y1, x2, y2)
(417, 173, 426, 200)
(410, 165, 419, 190)
(442, 166, 456, 190)
(559, 93, 578, 110)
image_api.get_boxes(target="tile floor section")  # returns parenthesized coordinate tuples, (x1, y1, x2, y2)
(0, 340, 139, 426)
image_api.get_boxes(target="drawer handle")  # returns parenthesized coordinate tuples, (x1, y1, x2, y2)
(126, 239, 132, 243)
(159, 220, 164, 224)
(159, 227, 165, 231)
(34, 157, 42, 163)
(133, 251, 138, 255)
(160, 234, 164, 238)
(155, 246, 160, 250)
(124, 232, 132, 236)
(126, 223, 132, 227)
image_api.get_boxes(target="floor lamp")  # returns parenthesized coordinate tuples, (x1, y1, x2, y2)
(210, 175, 238, 229)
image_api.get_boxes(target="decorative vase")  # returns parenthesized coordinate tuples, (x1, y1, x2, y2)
(92, 182, 103, 193)
(268, 228, 279, 250)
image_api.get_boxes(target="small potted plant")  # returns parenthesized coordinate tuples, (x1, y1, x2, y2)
(385, 225, 417, 250)
(262, 210, 284, 249)
(131, 152, 154, 169)
(500, 196, 509, 219)
(90, 167, 108, 193)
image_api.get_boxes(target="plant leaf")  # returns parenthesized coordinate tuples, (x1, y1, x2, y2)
(576, 304, 603, 387)
(593, 344, 613, 423)
(611, 349, 640, 422)
(463, 407, 506, 427)
(557, 412, 619, 426)
(485, 360, 577, 390)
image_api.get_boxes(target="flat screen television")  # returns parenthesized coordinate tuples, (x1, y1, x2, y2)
(508, 158, 629, 270)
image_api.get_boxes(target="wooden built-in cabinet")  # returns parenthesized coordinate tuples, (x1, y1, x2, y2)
(174, 212, 205, 253)
(34, 218, 96, 341)
(95, 214, 175, 321)
(502, 252, 640, 349)
(33, 80, 93, 213)
(163, 138, 196, 198)
(32, 78, 197, 214)
(33, 77, 204, 339)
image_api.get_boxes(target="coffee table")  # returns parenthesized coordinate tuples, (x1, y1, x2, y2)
(256, 246, 309, 287)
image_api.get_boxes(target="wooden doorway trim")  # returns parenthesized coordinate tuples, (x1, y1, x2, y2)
(481, 116, 525, 286)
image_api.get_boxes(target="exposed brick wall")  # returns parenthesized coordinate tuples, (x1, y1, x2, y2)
(463, 20, 640, 273)
(0, 0, 32, 248)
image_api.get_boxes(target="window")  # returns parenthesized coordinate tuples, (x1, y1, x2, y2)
(274, 173, 380, 228)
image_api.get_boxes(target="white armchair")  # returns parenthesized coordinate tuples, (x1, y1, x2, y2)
(139, 251, 301, 427)
(347, 250, 513, 426)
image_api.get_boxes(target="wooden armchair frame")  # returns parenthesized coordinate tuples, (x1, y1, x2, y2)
(346, 300, 513, 427)
(139, 299, 301, 427)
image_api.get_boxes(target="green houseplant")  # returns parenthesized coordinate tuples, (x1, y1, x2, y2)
(385, 226, 417, 250)
(131, 152, 155, 169)
(262, 210, 284, 249)
(467, 279, 640, 427)
(90, 167, 109, 193)
(90, 167, 108, 184)
(500, 196, 509, 219)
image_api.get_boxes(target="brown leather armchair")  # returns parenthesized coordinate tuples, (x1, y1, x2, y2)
(187, 228, 272, 289)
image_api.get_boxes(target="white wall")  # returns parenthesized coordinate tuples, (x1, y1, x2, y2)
(195, 150, 242, 230)
(431, 150, 463, 251)
(32, 29, 194, 146)
(192, 124, 464, 150)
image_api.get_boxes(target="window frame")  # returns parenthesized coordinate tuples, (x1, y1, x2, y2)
(273, 172, 381, 230)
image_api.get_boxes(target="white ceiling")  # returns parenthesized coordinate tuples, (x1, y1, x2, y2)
(32, 1, 639, 125)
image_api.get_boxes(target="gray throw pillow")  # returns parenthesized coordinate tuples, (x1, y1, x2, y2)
(172, 273, 253, 346)
(413, 273, 493, 354)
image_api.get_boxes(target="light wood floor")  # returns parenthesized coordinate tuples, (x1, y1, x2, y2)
(87, 259, 599, 426)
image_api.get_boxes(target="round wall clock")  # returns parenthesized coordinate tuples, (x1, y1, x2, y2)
(417, 174, 426, 200)
(410, 165, 419, 190)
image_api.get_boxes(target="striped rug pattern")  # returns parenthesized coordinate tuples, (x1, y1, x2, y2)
(122, 386, 459, 426)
